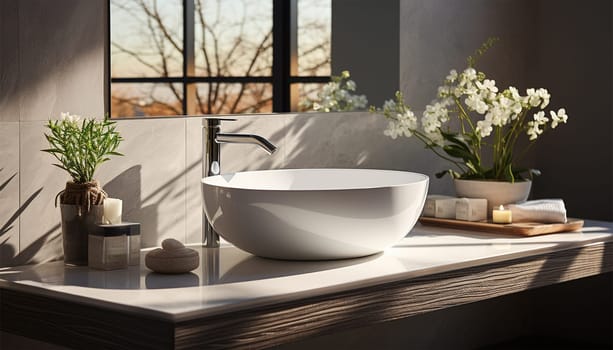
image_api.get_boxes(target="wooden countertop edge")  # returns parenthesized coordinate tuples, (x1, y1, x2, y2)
(2, 241, 612, 350)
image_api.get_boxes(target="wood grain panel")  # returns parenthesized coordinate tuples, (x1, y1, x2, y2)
(0, 289, 174, 350)
(175, 242, 613, 349)
(2, 242, 611, 349)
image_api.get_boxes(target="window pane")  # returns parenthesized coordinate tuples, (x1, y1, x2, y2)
(297, 0, 331, 76)
(111, 0, 183, 78)
(194, 0, 273, 77)
(111, 83, 183, 117)
(294, 83, 326, 112)
(194, 83, 272, 114)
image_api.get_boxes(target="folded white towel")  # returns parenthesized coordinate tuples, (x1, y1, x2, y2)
(507, 199, 567, 223)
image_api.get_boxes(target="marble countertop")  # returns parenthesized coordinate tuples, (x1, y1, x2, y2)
(1, 221, 613, 323)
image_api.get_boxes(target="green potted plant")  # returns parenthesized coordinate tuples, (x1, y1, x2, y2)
(371, 38, 568, 211)
(42, 113, 123, 265)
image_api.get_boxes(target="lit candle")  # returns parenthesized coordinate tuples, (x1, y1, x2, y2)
(103, 198, 123, 224)
(492, 205, 512, 224)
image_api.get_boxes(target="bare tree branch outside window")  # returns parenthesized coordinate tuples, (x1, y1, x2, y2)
(110, 0, 331, 118)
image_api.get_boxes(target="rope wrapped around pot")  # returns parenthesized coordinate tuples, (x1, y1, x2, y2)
(56, 181, 108, 213)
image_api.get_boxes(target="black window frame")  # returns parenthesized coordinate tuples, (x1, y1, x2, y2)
(107, 0, 330, 117)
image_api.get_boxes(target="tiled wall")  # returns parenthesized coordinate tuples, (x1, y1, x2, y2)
(0, 111, 453, 266)
(0, 0, 107, 266)
(1, 0, 611, 266)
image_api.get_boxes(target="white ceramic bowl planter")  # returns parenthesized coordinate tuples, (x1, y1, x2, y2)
(202, 169, 429, 260)
(454, 179, 532, 213)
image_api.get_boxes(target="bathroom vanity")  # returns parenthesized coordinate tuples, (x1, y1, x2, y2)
(1, 221, 612, 349)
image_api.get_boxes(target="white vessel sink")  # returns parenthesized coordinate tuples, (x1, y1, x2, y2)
(202, 168, 429, 260)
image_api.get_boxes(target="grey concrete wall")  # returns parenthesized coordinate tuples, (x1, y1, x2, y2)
(400, 0, 538, 109)
(399, 0, 540, 196)
(529, 0, 613, 220)
(332, 0, 399, 106)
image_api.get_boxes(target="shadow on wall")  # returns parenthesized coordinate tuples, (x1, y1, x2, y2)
(229, 113, 452, 187)
(104, 163, 198, 249)
(10, 1, 105, 112)
(103, 166, 152, 245)
(104, 156, 202, 249)
(0, 170, 18, 238)
(0, 168, 63, 266)
(1, 161, 192, 266)
(2, 113, 452, 267)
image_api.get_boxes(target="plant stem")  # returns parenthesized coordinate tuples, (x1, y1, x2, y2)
(412, 131, 467, 173)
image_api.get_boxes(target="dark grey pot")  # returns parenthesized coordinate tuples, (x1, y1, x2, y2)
(60, 204, 103, 266)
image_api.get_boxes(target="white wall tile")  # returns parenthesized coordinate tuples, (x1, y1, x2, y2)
(99, 119, 187, 248)
(220, 115, 288, 173)
(0, 123, 20, 266)
(284, 112, 454, 194)
(18, 121, 65, 264)
(18, 0, 105, 121)
(185, 118, 205, 244)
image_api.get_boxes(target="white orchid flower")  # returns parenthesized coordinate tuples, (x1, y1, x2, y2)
(476, 119, 493, 138)
(446, 69, 458, 83)
(476, 79, 498, 93)
(550, 108, 568, 128)
(536, 88, 551, 109)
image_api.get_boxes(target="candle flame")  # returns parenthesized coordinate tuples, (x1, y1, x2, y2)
(498, 205, 504, 210)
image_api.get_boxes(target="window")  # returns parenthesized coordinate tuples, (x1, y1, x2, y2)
(109, 0, 331, 118)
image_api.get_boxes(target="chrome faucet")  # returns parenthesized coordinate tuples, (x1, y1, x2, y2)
(202, 117, 277, 248)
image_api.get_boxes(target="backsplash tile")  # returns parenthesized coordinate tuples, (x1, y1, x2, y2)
(185, 118, 205, 244)
(99, 119, 187, 248)
(285, 112, 453, 194)
(219, 115, 288, 173)
(0, 123, 20, 265)
(284, 112, 372, 168)
(5, 112, 456, 266)
(18, 121, 65, 265)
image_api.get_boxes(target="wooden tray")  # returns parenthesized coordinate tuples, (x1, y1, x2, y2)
(418, 217, 584, 236)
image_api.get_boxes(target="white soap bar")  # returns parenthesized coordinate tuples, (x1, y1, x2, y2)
(430, 198, 459, 219)
(455, 198, 488, 221)
(422, 195, 454, 217)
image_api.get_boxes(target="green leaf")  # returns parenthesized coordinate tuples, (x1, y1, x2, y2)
(441, 131, 471, 152)
(465, 161, 478, 174)
(504, 163, 515, 182)
(40, 116, 124, 182)
(442, 145, 473, 161)
(511, 168, 541, 181)
(435, 170, 449, 178)
(436, 169, 461, 179)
